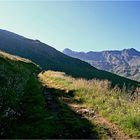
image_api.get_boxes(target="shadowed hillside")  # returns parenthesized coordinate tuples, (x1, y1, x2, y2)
(0, 29, 139, 88)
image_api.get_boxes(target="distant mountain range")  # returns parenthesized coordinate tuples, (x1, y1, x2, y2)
(0, 29, 139, 88)
(63, 48, 140, 81)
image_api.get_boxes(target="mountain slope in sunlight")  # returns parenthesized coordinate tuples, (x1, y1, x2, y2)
(63, 48, 140, 81)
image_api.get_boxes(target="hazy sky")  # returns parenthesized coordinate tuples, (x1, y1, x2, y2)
(0, 1, 140, 52)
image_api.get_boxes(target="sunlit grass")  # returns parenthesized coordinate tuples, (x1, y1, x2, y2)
(0, 50, 31, 62)
(38, 70, 140, 138)
(0, 50, 40, 68)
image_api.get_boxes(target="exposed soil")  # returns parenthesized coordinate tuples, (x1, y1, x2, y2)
(43, 87, 135, 139)
(68, 103, 134, 140)
(43, 87, 59, 113)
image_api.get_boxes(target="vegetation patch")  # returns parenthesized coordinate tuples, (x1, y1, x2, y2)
(38, 71, 140, 138)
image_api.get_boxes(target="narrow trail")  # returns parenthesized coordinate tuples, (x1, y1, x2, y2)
(43, 87, 59, 113)
(43, 87, 135, 139)
(68, 103, 133, 140)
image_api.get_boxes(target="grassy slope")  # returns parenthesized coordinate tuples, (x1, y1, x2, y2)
(0, 51, 109, 139)
(0, 52, 45, 138)
(0, 29, 139, 88)
(38, 71, 140, 138)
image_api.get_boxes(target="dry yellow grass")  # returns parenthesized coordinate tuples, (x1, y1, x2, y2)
(0, 50, 32, 63)
(38, 70, 140, 138)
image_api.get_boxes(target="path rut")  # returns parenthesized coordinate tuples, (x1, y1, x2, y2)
(43, 87, 135, 139)
(68, 103, 134, 139)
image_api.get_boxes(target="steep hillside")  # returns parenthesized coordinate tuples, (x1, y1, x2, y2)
(0, 51, 45, 138)
(63, 48, 140, 81)
(0, 29, 139, 88)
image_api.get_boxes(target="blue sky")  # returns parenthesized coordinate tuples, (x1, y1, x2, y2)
(0, 1, 140, 52)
